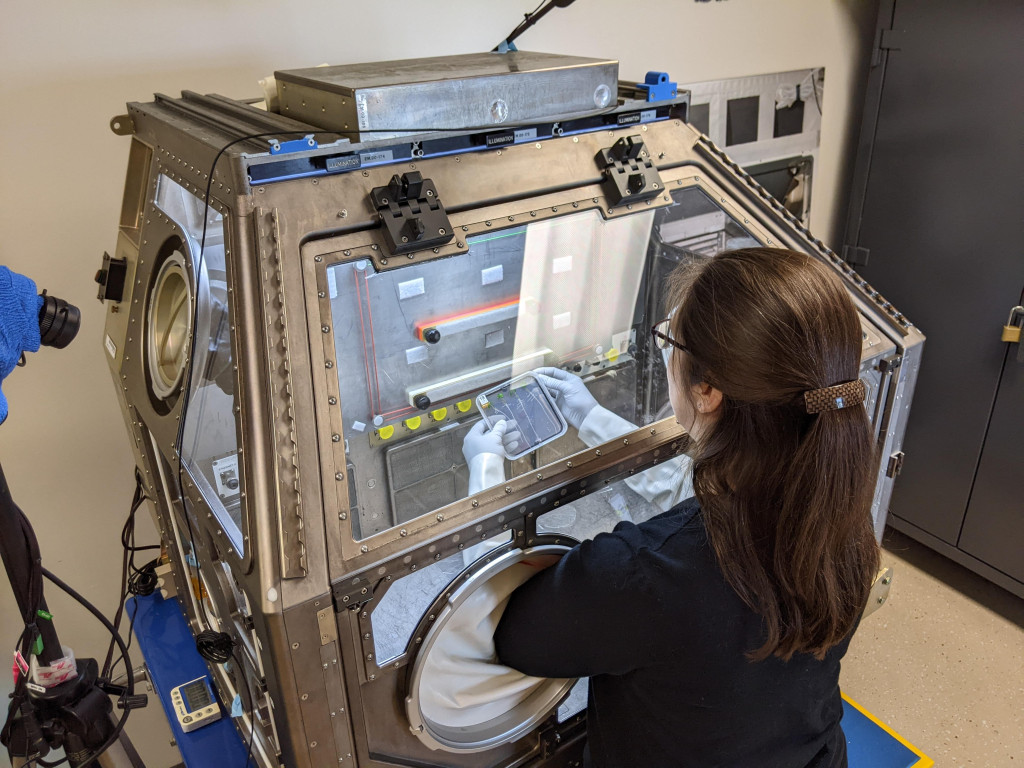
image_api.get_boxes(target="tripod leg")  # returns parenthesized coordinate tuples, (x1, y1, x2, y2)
(94, 725, 146, 768)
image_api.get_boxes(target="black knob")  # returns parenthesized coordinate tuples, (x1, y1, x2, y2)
(423, 327, 441, 344)
(572, 363, 582, 373)
(414, 394, 431, 410)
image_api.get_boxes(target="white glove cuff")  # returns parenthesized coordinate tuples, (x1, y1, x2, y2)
(577, 405, 637, 447)
(468, 453, 506, 495)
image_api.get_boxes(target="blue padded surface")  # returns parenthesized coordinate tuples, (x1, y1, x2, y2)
(129, 593, 253, 767)
(843, 697, 925, 768)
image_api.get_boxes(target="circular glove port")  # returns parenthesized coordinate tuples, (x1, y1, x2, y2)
(405, 543, 576, 752)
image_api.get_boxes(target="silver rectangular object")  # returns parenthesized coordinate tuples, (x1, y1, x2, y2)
(275, 51, 618, 139)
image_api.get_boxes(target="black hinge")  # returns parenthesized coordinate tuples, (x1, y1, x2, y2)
(595, 135, 664, 206)
(871, 26, 906, 67)
(886, 451, 905, 478)
(842, 244, 870, 267)
(369, 172, 454, 256)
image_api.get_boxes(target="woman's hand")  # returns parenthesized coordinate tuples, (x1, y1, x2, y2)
(534, 367, 598, 430)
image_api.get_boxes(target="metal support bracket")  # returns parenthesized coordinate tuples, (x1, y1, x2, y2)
(596, 135, 664, 206)
(369, 172, 455, 256)
(886, 451, 905, 479)
(862, 566, 894, 618)
(317, 603, 339, 646)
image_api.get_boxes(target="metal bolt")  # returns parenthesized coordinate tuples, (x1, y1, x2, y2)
(882, 577, 891, 585)
(338, 209, 348, 218)
(335, 472, 344, 480)
(505, 486, 512, 494)
(400, 528, 408, 537)
(436, 513, 444, 521)
(332, 434, 341, 442)
(471, 500, 479, 507)
(322, 325, 330, 333)
(360, 545, 369, 553)
(326, 361, 333, 368)
(566, 461, 573, 468)
(318, 291, 325, 298)
(329, 397, 337, 405)
(301, 693, 308, 701)
(292, 642, 300, 649)
(315, 255, 323, 262)
(595, 450, 602, 456)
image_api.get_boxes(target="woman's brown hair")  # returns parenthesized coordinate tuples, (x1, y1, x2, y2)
(667, 247, 879, 661)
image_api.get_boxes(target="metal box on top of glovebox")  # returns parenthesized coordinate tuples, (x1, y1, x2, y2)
(274, 51, 619, 140)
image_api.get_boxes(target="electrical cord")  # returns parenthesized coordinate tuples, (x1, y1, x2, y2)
(38, 567, 136, 768)
(102, 471, 155, 678)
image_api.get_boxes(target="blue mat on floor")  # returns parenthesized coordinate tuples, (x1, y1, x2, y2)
(842, 694, 933, 768)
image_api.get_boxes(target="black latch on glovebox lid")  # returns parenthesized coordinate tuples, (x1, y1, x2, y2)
(369, 171, 454, 256)
(596, 135, 664, 206)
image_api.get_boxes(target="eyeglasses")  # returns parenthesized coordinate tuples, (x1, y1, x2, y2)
(651, 318, 689, 355)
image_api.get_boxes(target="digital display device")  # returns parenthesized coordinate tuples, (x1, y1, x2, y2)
(476, 373, 568, 460)
(171, 675, 222, 733)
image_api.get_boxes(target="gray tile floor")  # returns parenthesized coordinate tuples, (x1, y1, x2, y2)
(842, 529, 1024, 767)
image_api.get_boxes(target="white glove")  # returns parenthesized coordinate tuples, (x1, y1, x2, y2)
(463, 419, 510, 464)
(533, 367, 599, 430)
(463, 420, 511, 494)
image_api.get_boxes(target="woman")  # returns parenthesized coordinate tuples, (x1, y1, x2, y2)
(492, 248, 879, 767)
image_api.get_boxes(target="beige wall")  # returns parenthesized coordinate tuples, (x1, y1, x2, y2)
(0, 2, 878, 765)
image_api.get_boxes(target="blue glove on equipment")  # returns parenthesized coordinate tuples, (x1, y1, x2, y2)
(0, 267, 43, 424)
(533, 367, 598, 430)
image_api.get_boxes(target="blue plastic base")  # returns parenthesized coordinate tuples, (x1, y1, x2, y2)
(129, 593, 253, 767)
(843, 696, 931, 768)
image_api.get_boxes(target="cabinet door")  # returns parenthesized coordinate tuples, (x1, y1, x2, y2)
(846, 0, 1024, 543)
(958, 287, 1024, 582)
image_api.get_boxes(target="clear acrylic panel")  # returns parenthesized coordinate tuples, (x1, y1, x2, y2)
(157, 175, 244, 554)
(326, 186, 754, 541)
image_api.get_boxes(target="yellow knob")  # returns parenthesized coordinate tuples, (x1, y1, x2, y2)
(430, 407, 448, 421)
(404, 416, 422, 430)
(606, 347, 620, 362)
(378, 425, 395, 440)
(456, 399, 473, 413)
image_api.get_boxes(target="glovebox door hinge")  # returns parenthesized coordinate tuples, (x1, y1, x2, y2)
(886, 451, 905, 478)
(370, 171, 454, 256)
(596, 135, 664, 206)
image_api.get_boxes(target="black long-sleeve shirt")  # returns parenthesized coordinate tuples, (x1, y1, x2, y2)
(494, 498, 850, 768)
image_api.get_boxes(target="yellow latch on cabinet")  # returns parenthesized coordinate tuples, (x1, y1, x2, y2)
(1001, 305, 1023, 343)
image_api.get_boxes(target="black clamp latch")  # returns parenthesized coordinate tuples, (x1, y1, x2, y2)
(95, 252, 128, 303)
(596, 135, 664, 206)
(369, 171, 455, 256)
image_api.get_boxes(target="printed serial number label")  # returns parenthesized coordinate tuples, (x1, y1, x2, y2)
(359, 150, 394, 165)
(105, 335, 116, 359)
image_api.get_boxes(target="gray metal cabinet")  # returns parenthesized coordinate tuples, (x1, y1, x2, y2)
(844, 0, 1024, 596)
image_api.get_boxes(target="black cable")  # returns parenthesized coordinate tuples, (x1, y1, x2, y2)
(40, 567, 135, 768)
(232, 650, 256, 768)
(102, 472, 152, 677)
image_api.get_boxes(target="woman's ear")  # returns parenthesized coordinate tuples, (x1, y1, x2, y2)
(691, 381, 723, 415)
